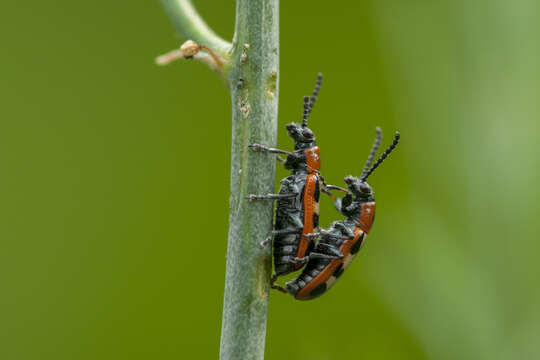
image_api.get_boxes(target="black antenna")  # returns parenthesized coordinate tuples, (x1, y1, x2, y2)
(301, 96, 310, 127)
(308, 73, 323, 115)
(360, 127, 383, 179)
(360, 132, 400, 182)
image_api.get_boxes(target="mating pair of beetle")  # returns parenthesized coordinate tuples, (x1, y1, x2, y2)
(247, 74, 400, 300)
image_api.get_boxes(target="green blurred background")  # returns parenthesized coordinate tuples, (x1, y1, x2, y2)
(2, 0, 539, 359)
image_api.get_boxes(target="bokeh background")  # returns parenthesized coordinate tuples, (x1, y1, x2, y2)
(2, 0, 539, 359)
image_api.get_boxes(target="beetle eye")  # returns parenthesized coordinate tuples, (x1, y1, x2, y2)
(359, 183, 371, 193)
(302, 128, 313, 137)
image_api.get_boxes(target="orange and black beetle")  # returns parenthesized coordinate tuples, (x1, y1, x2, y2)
(286, 129, 400, 300)
(246, 74, 345, 292)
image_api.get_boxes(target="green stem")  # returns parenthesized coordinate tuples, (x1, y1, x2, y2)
(159, 0, 231, 56)
(220, 1, 279, 359)
(158, 0, 279, 359)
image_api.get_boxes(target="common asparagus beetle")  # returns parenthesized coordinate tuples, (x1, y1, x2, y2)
(285, 129, 400, 299)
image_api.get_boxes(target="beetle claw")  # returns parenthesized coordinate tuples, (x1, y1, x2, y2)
(260, 237, 271, 248)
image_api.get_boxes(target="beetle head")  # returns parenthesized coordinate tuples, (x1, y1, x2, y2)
(285, 122, 315, 149)
(344, 176, 374, 201)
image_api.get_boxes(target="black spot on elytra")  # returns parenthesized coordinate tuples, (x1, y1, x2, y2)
(310, 282, 327, 298)
(350, 233, 365, 255)
(313, 213, 319, 228)
(333, 263, 344, 278)
(314, 180, 320, 202)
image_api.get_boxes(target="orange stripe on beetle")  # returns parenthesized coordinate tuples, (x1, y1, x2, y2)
(296, 173, 319, 267)
(304, 146, 320, 172)
(358, 202, 376, 233)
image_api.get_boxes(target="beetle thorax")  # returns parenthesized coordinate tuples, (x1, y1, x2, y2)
(304, 146, 320, 172)
(357, 202, 376, 233)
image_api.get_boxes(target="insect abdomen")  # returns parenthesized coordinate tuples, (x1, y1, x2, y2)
(288, 227, 367, 300)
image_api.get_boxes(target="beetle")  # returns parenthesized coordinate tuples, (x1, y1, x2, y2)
(285, 128, 400, 300)
(246, 74, 346, 291)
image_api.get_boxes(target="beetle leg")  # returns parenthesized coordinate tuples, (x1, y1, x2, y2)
(248, 143, 292, 156)
(333, 222, 355, 239)
(319, 174, 350, 198)
(245, 193, 296, 201)
(260, 229, 302, 248)
(320, 188, 337, 201)
(276, 155, 286, 164)
(271, 283, 288, 293)
(314, 243, 344, 258)
(270, 274, 288, 294)
(308, 252, 342, 260)
(259, 236, 272, 248)
(325, 185, 350, 194)
(292, 256, 309, 265)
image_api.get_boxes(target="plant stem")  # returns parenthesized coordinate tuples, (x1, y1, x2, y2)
(159, 0, 279, 359)
(220, 0, 279, 358)
(159, 0, 231, 56)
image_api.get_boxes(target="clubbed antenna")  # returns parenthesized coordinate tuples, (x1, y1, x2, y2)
(360, 132, 400, 182)
(360, 127, 383, 179)
(301, 96, 310, 127)
(308, 73, 323, 113)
